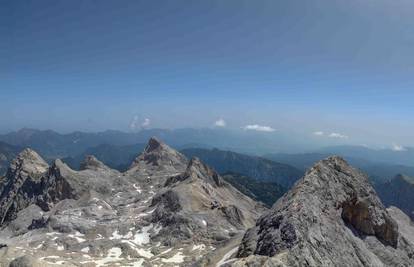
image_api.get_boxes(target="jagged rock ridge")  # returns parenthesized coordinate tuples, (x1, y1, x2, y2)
(0, 137, 264, 267)
(231, 156, 414, 267)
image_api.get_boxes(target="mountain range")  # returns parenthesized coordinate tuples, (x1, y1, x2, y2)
(0, 128, 309, 158)
(2, 129, 414, 215)
(1, 138, 414, 266)
(5, 128, 413, 162)
(0, 138, 264, 266)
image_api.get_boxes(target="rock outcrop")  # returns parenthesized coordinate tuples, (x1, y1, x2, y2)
(150, 156, 265, 245)
(232, 156, 414, 267)
(0, 151, 121, 227)
(0, 149, 49, 224)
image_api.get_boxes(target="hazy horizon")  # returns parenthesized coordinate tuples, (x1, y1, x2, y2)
(2, 1, 414, 148)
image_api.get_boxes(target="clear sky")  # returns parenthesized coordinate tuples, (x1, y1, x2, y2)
(1, 0, 414, 147)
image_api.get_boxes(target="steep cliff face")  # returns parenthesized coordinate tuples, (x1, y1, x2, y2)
(231, 156, 414, 267)
(0, 149, 50, 224)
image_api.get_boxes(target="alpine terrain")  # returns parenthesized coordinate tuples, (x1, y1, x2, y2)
(0, 138, 265, 266)
(1, 139, 414, 267)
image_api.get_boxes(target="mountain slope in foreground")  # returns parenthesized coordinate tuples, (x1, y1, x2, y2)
(226, 157, 414, 267)
(0, 138, 265, 267)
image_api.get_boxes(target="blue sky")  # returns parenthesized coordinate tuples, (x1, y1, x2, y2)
(1, 0, 414, 147)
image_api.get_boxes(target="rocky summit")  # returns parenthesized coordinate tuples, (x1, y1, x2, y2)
(228, 156, 414, 267)
(0, 138, 264, 267)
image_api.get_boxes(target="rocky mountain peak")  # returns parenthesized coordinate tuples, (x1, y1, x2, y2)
(185, 157, 223, 186)
(129, 137, 188, 172)
(234, 156, 414, 266)
(0, 149, 50, 224)
(144, 136, 164, 153)
(79, 155, 109, 171)
(8, 148, 48, 177)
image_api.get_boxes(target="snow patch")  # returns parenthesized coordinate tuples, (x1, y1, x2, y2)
(192, 244, 206, 251)
(110, 230, 133, 240)
(68, 231, 86, 243)
(216, 247, 239, 267)
(133, 184, 142, 193)
(132, 224, 155, 245)
(159, 248, 173, 255)
(161, 252, 185, 263)
(34, 242, 43, 249)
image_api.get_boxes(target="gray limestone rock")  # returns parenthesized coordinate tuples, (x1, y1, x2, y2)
(233, 156, 414, 267)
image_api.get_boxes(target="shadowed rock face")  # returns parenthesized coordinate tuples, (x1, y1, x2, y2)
(233, 156, 414, 267)
(341, 196, 398, 247)
(0, 151, 118, 226)
(0, 149, 50, 224)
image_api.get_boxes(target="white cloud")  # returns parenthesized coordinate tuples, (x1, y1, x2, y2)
(214, 118, 226, 127)
(313, 131, 348, 139)
(328, 132, 348, 139)
(129, 115, 140, 130)
(141, 118, 151, 128)
(242, 124, 276, 132)
(392, 143, 406, 152)
(129, 116, 151, 130)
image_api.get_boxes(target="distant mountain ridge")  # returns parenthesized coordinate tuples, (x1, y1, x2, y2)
(375, 174, 414, 220)
(2, 128, 414, 167)
(0, 127, 332, 158)
(318, 145, 414, 167)
(62, 143, 146, 171)
(222, 172, 286, 207)
(0, 142, 22, 176)
(265, 152, 414, 183)
(181, 148, 303, 188)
